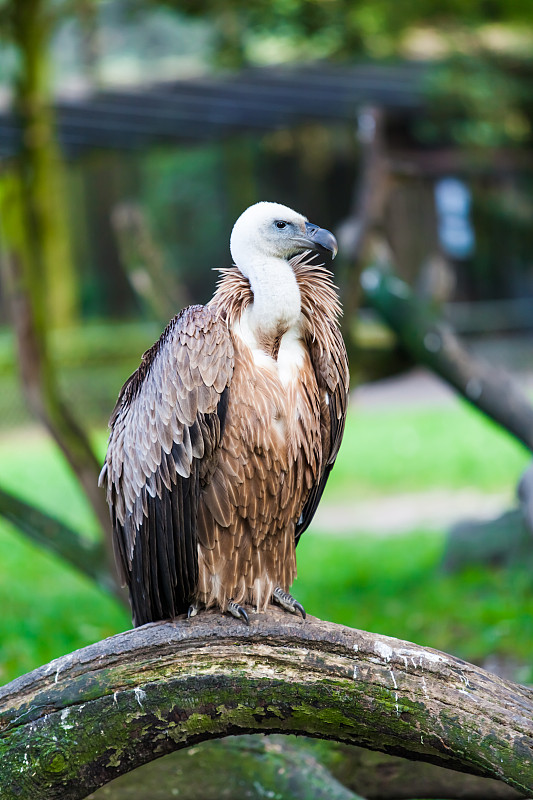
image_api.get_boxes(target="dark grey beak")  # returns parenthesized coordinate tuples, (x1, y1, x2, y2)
(291, 222, 338, 259)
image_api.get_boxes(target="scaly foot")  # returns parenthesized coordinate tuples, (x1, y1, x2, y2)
(227, 601, 250, 625)
(273, 587, 306, 619)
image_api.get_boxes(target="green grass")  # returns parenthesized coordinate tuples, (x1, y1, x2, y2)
(0, 399, 531, 686)
(328, 400, 530, 498)
(0, 399, 529, 521)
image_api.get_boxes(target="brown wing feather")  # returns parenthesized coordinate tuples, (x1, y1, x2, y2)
(295, 321, 349, 544)
(100, 304, 234, 625)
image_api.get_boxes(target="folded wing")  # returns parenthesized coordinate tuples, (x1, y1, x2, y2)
(100, 304, 234, 625)
(295, 322, 349, 543)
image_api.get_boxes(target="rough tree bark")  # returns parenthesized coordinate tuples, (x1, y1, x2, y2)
(336, 106, 390, 331)
(1, 610, 532, 800)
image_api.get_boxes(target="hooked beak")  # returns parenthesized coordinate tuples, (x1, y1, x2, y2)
(290, 222, 338, 259)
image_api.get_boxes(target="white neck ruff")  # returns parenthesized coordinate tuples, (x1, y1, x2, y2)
(241, 255, 301, 339)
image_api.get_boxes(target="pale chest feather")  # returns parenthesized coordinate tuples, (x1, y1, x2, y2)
(228, 317, 321, 461)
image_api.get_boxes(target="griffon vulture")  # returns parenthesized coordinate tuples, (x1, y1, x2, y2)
(100, 202, 349, 626)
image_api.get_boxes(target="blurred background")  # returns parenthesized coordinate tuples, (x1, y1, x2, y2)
(0, 0, 533, 693)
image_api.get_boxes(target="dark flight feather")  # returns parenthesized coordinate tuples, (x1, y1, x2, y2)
(101, 305, 234, 625)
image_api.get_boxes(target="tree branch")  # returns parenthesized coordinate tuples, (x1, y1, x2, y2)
(1, 610, 532, 799)
(91, 735, 364, 800)
(337, 107, 389, 267)
(362, 264, 533, 453)
(84, 736, 526, 800)
(329, 742, 527, 800)
(0, 486, 123, 602)
(111, 202, 188, 325)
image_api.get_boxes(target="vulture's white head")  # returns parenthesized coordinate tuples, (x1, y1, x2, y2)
(229, 201, 337, 337)
(230, 201, 337, 270)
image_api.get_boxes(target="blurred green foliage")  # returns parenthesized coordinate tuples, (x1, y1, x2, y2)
(150, 0, 533, 64)
(0, 523, 129, 685)
(325, 402, 529, 498)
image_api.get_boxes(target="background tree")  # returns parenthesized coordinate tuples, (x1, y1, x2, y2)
(0, 0, 116, 584)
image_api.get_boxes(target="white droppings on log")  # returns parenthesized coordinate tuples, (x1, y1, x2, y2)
(134, 688, 147, 709)
(61, 708, 74, 731)
(459, 689, 479, 702)
(373, 641, 448, 669)
(374, 641, 394, 662)
(353, 643, 359, 679)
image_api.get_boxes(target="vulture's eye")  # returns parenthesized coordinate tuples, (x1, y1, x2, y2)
(275, 221, 288, 229)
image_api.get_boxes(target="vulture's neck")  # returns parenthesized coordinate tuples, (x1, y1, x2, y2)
(212, 251, 343, 360)
(244, 256, 301, 340)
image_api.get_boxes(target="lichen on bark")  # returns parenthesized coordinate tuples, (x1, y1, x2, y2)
(1, 610, 532, 800)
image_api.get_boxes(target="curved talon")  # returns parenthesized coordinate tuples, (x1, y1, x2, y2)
(293, 601, 307, 620)
(273, 587, 306, 619)
(227, 601, 250, 625)
(187, 604, 199, 619)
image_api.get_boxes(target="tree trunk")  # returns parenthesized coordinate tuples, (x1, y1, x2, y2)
(2, 0, 79, 327)
(111, 202, 188, 324)
(0, 0, 117, 581)
(2, 249, 117, 577)
(1, 610, 532, 799)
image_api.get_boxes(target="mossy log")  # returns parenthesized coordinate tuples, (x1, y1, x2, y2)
(1, 610, 532, 799)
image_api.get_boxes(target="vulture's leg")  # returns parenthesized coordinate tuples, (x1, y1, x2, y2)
(227, 600, 250, 625)
(273, 587, 306, 619)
